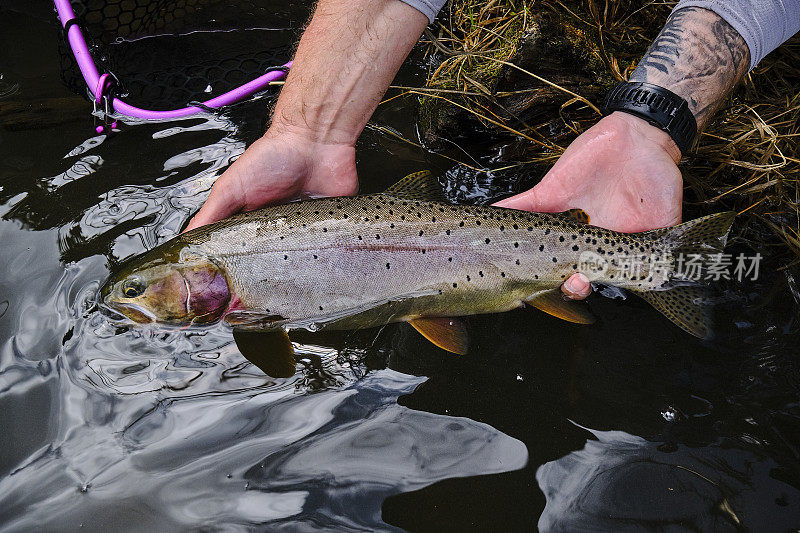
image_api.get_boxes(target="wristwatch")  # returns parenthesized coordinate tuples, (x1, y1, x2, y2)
(601, 81, 697, 154)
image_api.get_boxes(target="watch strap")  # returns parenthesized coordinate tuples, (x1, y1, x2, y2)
(601, 81, 697, 154)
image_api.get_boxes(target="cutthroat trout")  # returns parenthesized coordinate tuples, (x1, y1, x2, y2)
(101, 172, 734, 361)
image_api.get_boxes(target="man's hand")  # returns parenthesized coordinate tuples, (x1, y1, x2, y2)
(493, 111, 683, 300)
(184, 0, 428, 233)
(185, 130, 358, 231)
(494, 5, 751, 301)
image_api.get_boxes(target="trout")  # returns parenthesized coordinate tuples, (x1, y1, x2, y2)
(101, 172, 734, 365)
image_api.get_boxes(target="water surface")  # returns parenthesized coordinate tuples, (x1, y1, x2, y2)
(1, 2, 799, 531)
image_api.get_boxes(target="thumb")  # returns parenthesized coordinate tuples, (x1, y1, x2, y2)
(183, 178, 244, 233)
(492, 179, 569, 212)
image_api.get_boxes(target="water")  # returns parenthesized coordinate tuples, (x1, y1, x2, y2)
(1, 3, 800, 531)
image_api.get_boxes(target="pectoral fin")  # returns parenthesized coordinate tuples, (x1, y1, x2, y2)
(225, 311, 287, 329)
(233, 328, 296, 378)
(409, 317, 469, 355)
(526, 290, 596, 324)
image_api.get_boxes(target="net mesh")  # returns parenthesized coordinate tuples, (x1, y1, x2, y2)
(58, 0, 305, 109)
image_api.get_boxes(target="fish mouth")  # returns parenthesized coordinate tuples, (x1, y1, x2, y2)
(99, 301, 155, 325)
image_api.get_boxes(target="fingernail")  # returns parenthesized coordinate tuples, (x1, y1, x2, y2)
(564, 276, 580, 293)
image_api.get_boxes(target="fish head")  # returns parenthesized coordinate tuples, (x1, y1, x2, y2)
(101, 241, 231, 327)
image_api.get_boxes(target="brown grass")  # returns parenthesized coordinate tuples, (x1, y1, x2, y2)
(404, 0, 800, 260)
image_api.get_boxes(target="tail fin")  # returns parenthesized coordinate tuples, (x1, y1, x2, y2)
(633, 212, 736, 338)
(654, 211, 736, 262)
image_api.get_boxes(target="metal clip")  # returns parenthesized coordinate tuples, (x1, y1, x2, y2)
(93, 73, 119, 134)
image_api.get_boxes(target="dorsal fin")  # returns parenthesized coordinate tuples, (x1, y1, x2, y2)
(554, 208, 591, 225)
(383, 171, 447, 202)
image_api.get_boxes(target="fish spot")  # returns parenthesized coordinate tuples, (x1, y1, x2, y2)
(386, 263, 390, 269)
(390, 223, 395, 228)
(479, 271, 484, 277)
(559, 236, 565, 242)
(375, 234, 381, 240)
(283, 255, 288, 260)
(319, 305, 324, 310)
(539, 245, 545, 252)
(459, 222, 465, 227)
(453, 283, 458, 288)
(572, 245, 579, 251)
(485, 238, 491, 244)
(476, 220, 481, 226)
(501, 272, 506, 277)
(513, 224, 519, 230)
(544, 228, 550, 235)
(419, 230, 424, 236)
(552, 257, 558, 262)
(500, 225, 505, 231)
(448, 257, 453, 262)
(515, 259, 520, 265)
(466, 275, 471, 281)
(313, 254, 318, 259)
(514, 242, 519, 248)
(446, 229, 451, 235)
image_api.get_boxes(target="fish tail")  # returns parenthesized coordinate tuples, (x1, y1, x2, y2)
(632, 212, 736, 339)
(661, 211, 736, 262)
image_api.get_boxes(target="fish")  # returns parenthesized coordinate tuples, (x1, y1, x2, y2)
(101, 171, 735, 374)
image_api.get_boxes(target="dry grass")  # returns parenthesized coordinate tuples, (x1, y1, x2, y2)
(411, 0, 800, 260)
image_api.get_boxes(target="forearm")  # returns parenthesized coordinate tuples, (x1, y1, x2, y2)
(269, 0, 429, 145)
(630, 7, 750, 129)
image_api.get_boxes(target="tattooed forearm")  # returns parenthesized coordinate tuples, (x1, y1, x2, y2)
(630, 7, 750, 129)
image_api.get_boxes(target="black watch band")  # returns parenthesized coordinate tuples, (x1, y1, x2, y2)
(601, 81, 697, 155)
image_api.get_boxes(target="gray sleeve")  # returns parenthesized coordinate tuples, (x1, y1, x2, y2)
(398, 0, 447, 23)
(672, 0, 800, 70)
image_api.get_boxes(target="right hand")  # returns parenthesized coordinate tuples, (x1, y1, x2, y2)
(494, 112, 684, 300)
(184, 128, 359, 232)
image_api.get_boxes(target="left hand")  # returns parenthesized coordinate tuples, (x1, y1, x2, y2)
(492, 111, 684, 299)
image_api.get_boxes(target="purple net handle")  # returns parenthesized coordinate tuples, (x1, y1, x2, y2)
(54, 0, 291, 120)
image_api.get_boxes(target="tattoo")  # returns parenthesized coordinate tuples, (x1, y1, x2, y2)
(630, 7, 750, 129)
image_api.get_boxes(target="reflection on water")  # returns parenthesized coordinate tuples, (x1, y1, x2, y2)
(537, 426, 800, 531)
(1, 2, 800, 531)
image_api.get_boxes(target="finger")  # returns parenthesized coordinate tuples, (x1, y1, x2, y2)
(183, 179, 243, 233)
(492, 179, 569, 213)
(561, 273, 591, 300)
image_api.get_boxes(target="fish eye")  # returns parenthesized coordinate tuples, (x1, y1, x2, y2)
(122, 278, 146, 298)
